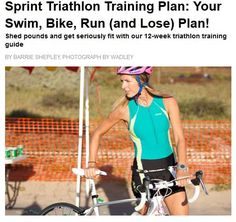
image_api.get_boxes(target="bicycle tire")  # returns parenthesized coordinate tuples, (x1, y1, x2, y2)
(40, 202, 86, 215)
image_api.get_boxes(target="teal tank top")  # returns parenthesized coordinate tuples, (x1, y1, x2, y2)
(128, 96, 174, 160)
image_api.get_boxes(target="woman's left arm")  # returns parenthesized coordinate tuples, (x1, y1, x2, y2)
(164, 97, 188, 185)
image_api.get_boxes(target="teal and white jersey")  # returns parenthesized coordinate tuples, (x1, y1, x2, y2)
(128, 96, 174, 160)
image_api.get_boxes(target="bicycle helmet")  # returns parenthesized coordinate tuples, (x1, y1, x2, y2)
(117, 66, 152, 99)
(117, 66, 152, 75)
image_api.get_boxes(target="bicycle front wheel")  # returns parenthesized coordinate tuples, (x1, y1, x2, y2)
(40, 202, 86, 215)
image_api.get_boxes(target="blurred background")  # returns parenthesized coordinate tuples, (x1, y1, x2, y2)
(6, 67, 231, 120)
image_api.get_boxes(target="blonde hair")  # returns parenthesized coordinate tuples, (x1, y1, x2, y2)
(112, 73, 172, 110)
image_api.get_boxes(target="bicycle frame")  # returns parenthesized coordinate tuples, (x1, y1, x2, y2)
(84, 179, 137, 215)
(40, 169, 207, 216)
(70, 168, 207, 216)
(84, 197, 137, 215)
(83, 178, 170, 216)
(146, 196, 168, 216)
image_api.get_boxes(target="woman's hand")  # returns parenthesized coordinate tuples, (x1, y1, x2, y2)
(84, 167, 98, 179)
(176, 164, 189, 187)
(84, 162, 98, 179)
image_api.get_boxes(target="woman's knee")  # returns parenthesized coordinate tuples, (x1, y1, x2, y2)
(165, 191, 189, 215)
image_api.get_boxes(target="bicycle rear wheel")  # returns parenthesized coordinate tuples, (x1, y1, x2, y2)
(40, 202, 85, 215)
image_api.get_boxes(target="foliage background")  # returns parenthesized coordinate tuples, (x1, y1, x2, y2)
(5, 67, 231, 120)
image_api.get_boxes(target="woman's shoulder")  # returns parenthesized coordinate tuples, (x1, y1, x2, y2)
(153, 95, 176, 105)
(163, 96, 177, 103)
(163, 97, 179, 112)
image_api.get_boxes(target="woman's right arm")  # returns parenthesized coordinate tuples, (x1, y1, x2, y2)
(85, 105, 128, 178)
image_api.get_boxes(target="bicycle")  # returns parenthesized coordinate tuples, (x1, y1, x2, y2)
(40, 168, 208, 216)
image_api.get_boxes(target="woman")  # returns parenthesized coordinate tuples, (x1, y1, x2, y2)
(85, 67, 189, 215)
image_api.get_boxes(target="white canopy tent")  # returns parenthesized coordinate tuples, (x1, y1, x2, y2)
(75, 67, 92, 207)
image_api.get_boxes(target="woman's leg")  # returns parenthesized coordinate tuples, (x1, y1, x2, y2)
(164, 191, 189, 215)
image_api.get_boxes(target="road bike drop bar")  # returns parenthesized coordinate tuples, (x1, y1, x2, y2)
(135, 170, 208, 211)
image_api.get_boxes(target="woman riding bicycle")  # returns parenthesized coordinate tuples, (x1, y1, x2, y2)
(85, 67, 189, 215)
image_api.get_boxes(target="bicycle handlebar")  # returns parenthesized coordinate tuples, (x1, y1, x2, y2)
(72, 168, 107, 176)
(72, 168, 107, 197)
(72, 168, 208, 213)
(135, 170, 208, 212)
(135, 192, 147, 211)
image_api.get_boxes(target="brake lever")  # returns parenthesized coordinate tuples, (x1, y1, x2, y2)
(199, 178, 209, 195)
(195, 170, 208, 195)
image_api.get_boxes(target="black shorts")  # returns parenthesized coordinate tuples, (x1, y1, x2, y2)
(131, 153, 185, 198)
